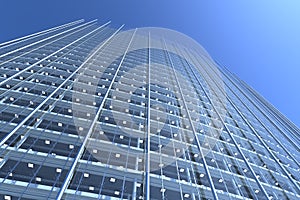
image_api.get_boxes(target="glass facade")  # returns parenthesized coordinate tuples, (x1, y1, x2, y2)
(0, 20, 299, 200)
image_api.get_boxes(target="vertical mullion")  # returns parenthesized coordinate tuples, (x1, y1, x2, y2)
(0, 20, 107, 87)
(144, 32, 151, 200)
(180, 47, 271, 199)
(0, 23, 107, 100)
(214, 61, 300, 167)
(0, 19, 97, 60)
(56, 25, 135, 200)
(0, 20, 97, 67)
(218, 63, 300, 145)
(202, 60, 300, 192)
(162, 39, 219, 200)
(225, 64, 300, 134)
(0, 22, 114, 147)
(222, 65, 300, 146)
(0, 19, 84, 48)
(13, 27, 111, 150)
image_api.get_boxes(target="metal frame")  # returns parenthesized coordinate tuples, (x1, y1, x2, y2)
(56, 26, 135, 200)
(0, 20, 98, 68)
(221, 65, 300, 148)
(0, 20, 103, 87)
(0, 22, 107, 102)
(144, 31, 151, 200)
(0, 19, 84, 49)
(162, 39, 219, 200)
(218, 64, 300, 166)
(176, 44, 271, 199)
(0, 21, 112, 147)
(0, 19, 97, 60)
(204, 62, 300, 193)
(228, 67, 300, 135)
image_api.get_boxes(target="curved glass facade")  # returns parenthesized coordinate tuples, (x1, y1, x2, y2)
(0, 20, 299, 200)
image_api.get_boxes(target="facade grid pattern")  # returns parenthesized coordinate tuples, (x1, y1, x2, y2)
(0, 20, 299, 200)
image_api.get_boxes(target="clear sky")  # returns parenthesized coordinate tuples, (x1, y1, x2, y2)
(1, 0, 299, 128)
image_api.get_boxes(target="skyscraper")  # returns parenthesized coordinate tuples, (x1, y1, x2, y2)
(0, 19, 299, 200)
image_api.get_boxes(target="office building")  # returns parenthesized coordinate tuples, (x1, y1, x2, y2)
(0, 19, 299, 200)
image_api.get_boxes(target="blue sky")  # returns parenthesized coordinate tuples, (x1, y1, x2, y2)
(1, 0, 299, 128)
